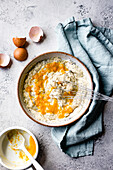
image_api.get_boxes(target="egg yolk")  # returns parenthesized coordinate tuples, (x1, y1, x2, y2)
(19, 136, 36, 161)
(26, 62, 74, 118)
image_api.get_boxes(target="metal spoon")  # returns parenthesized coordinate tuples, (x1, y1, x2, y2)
(7, 129, 44, 170)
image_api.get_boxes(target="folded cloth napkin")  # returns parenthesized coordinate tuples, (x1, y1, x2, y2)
(51, 17, 113, 157)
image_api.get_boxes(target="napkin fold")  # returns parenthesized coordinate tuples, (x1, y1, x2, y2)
(51, 17, 113, 157)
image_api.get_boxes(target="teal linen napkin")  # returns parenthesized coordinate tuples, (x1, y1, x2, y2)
(51, 17, 113, 157)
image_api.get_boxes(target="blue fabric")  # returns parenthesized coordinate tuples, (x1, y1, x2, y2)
(51, 17, 113, 157)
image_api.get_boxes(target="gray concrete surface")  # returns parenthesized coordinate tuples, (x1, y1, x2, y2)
(0, 0, 113, 169)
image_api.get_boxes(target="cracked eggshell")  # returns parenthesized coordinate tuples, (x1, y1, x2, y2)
(29, 26, 44, 42)
(0, 54, 10, 67)
(13, 37, 26, 47)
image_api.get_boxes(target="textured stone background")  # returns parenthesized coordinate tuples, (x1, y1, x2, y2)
(0, 0, 113, 170)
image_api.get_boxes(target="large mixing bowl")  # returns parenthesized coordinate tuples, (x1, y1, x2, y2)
(18, 51, 93, 127)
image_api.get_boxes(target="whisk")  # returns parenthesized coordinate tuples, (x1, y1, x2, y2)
(63, 85, 113, 102)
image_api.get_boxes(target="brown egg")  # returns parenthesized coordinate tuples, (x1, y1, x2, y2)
(13, 37, 26, 47)
(14, 48, 28, 61)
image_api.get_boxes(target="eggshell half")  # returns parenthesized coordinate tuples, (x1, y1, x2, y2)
(0, 54, 10, 67)
(29, 26, 44, 42)
(13, 37, 26, 47)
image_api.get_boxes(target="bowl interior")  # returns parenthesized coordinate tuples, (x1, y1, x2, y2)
(0, 127, 38, 170)
(18, 52, 93, 127)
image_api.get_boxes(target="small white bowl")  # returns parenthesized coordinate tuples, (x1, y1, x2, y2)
(0, 126, 39, 170)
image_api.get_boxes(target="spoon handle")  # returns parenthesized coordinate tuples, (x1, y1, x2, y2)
(22, 146, 44, 170)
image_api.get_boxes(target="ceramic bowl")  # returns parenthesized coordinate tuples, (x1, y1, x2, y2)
(0, 126, 39, 170)
(18, 51, 93, 127)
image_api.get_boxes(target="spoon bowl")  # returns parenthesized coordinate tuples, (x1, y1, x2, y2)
(7, 130, 25, 149)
